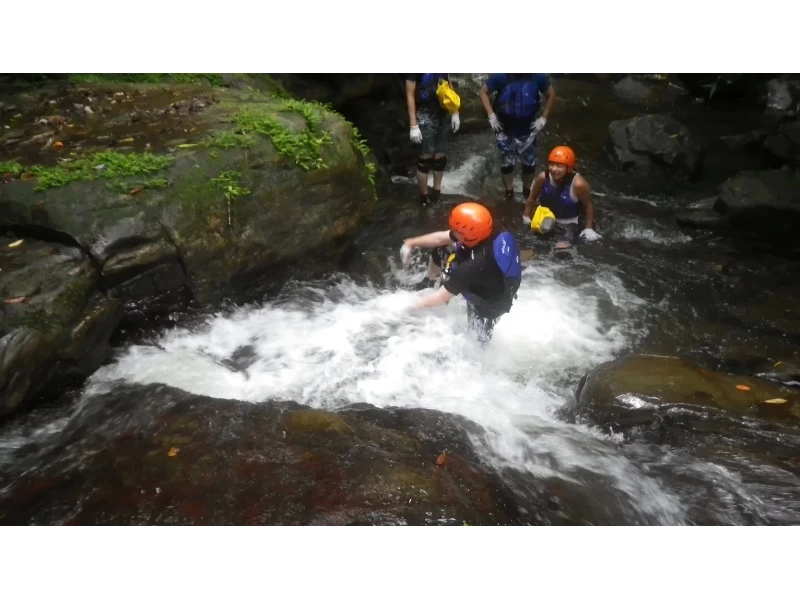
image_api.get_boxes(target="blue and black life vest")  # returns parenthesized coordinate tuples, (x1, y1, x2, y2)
(493, 75, 542, 123)
(443, 232, 521, 313)
(540, 172, 580, 220)
(416, 73, 448, 106)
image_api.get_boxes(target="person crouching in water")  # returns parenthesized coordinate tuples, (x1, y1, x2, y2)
(522, 145, 601, 249)
(400, 202, 521, 343)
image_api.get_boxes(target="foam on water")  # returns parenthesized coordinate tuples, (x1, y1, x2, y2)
(84, 259, 685, 522)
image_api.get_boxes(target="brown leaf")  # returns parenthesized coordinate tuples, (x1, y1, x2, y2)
(4, 296, 27, 304)
(53, 141, 64, 149)
(168, 447, 180, 457)
(129, 187, 143, 196)
(436, 450, 447, 467)
(736, 384, 751, 391)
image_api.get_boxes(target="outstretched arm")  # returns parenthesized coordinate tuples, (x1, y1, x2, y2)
(541, 85, 556, 120)
(409, 285, 455, 311)
(574, 176, 594, 228)
(405, 80, 418, 127)
(403, 230, 453, 250)
(479, 83, 494, 118)
(523, 172, 547, 220)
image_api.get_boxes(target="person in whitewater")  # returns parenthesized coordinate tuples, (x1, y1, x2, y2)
(399, 202, 521, 344)
(522, 145, 601, 250)
(479, 73, 556, 203)
(406, 74, 460, 206)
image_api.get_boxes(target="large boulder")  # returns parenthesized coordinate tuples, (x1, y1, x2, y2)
(0, 81, 377, 304)
(678, 169, 800, 237)
(0, 384, 561, 525)
(611, 75, 686, 106)
(0, 234, 121, 417)
(763, 118, 800, 166)
(608, 114, 704, 181)
(0, 79, 378, 418)
(576, 353, 800, 434)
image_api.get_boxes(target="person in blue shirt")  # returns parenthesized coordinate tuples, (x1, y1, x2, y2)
(405, 74, 460, 206)
(479, 74, 556, 202)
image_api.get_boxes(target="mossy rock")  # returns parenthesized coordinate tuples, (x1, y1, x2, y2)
(0, 385, 557, 525)
(0, 236, 121, 417)
(578, 354, 800, 425)
(0, 83, 376, 303)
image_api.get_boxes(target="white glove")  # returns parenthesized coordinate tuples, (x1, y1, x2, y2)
(531, 116, 547, 134)
(579, 228, 602, 242)
(522, 215, 532, 226)
(400, 243, 412, 267)
(410, 125, 422, 144)
(451, 113, 460, 133)
(488, 113, 503, 133)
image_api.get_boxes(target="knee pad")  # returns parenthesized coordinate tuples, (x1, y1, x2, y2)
(500, 164, 515, 175)
(431, 155, 447, 172)
(417, 157, 433, 174)
(521, 163, 536, 175)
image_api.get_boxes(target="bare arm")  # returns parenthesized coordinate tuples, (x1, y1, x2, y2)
(574, 176, 594, 228)
(523, 172, 547, 219)
(405, 80, 417, 127)
(403, 230, 452, 250)
(409, 285, 455, 311)
(541, 85, 556, 120)
(479, 84, 494, 117)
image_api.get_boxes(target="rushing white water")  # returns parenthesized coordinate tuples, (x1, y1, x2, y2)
(391, 155, 488, 199)
(617, 222, 692, 245)
(84, 257, 685, 522)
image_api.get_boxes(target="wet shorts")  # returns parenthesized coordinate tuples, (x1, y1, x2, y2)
(416, 107, 450, 156)
(496, 129, 537, 170)
(467, 303, 498, 344)
(552, 222, 579, 248)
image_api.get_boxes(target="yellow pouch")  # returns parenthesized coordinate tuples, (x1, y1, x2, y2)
(531, 206, 556, 234)
(436, 80, 461, 114)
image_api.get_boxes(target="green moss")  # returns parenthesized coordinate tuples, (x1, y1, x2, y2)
(70, 73, 226, 87)
(210, 171, 250, 201)
(170, 73, 225, 87)
(246, 74, 291, 98)
(351, 126, 378, 201)
(203, 131, 257, 150)
(0, 161, 24, 176)
(234, 103, 332, 171)
(2, 151, 173, 191)
(107, 176, 170, 194)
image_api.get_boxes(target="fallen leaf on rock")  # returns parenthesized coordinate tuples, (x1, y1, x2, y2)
(120, 137, 134, 143)
(436, 450, 447, 467)
(736, 384, 751, 391)
(53, 141, 64, 149)
(774, 361, 783, 368)
(8, 239, 23, 248)
(763, 398, 788, 405)
(168, 447, 180, 457)
(4, 296, 27, 304)
(129, 187, 143, 196)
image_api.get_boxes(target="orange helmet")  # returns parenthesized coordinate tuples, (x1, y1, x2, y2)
(548, 146, 576, 171)
(449, 202, 493, 248)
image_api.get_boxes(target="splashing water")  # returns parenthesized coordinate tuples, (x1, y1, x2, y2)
(84, 258, 685, 522)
